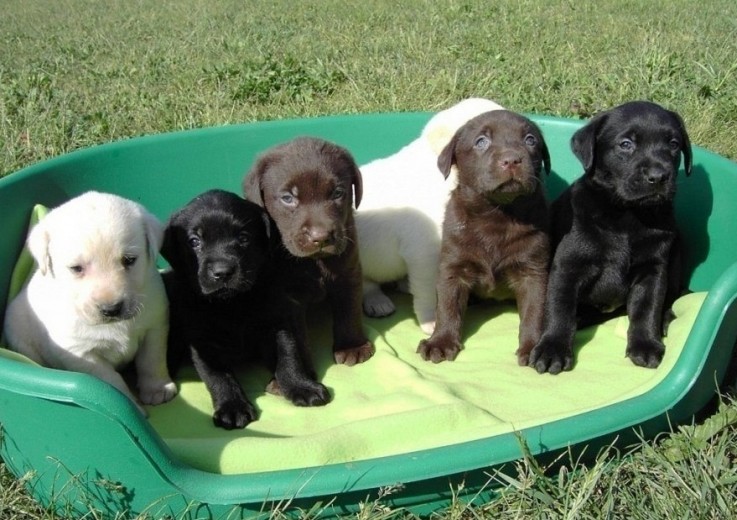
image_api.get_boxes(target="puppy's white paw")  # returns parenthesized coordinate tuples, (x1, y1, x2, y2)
(419, 320, 436, 335)
(363, 291, 396, 317)
(139, 380, 178, 405)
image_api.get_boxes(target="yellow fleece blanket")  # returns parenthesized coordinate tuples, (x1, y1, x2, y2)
(1, 205, 706, 475)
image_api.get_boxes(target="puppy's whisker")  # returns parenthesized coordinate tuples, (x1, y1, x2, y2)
(131, 301, 144, 319)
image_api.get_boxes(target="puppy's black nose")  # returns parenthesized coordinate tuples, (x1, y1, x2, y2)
(208, 261, 235, 281)
(99, 301, 124, 318)
(645, 169, 670, 185)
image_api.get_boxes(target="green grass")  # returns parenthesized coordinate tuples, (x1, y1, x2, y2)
(1, 0, 736, 178)
(2, 0, 737, 518)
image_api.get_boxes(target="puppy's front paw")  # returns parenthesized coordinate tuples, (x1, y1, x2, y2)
(417, 337, 461, 363)
(283, 380, 332, 407)
(363, 292, 396, 317)
(528, 339, 573, 375)
(139, 379, 178, 405)
(626, 338, 665, 368)
(213, 399, 257, 430)
(334, 342, 375, 366)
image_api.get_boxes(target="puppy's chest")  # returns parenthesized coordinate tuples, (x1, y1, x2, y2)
(582, 215, 675, 263)
(578, 217, 675, 305)
(67, 322, 140, 367)
(447, 216, 547, 289)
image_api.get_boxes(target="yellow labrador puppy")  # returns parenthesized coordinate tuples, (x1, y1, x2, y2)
(356, 98, 504, 334)
(3, 191, 177, 415)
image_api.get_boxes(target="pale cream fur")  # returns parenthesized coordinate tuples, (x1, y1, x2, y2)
(356, 98, 505, 334)
(3, 191, 177, 415)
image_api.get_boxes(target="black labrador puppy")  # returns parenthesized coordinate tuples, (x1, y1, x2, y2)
(243, 137, 375, 367)
(162, 189, 330, 429)
(529, 101, 692, 374)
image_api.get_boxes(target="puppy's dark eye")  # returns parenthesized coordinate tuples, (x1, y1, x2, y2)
(238, 232, 250, 245)
(69, 265, 85, 276)
(669, 138, 680, 151)
(619, 138, 635, 151)
(474, 135, 491, 150)
(122, 256, 137, 269)
(524, 133, 538, 147)
(188, 236, 201, 248)
(331, 187, 346, 200)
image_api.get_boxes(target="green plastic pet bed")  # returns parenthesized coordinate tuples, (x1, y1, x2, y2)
(1, 112, 736, 518)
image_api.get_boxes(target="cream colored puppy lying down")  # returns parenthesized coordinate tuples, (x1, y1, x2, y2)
(356, 98, 504, 334)
(3, 191, 177, 415)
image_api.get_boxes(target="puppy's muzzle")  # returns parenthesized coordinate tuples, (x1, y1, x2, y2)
(299, 226, 343, 257)
(486, 150, 536, 203)
(207, 260, 236, 282)
(634, 163, 675, 204)
(99, 301, 125, 319)
(643, 167, 671, 186)
(499, 151, 523, 171)
(96, 299, 136, 322)
(199, 258, 245, 293)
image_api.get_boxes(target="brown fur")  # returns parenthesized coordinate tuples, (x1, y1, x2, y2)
(244, 137, 374, 366)
(417, 110, 551, 364)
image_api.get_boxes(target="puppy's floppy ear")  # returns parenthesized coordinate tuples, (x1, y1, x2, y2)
(27, 220, 52, 276)
(437, 132, 459, 179)
(243, 153, 274, 207)
(141, 210, 164, 265)
(532, 122, 552, 176)
(160, 211, 185, 272)
(350, 162, 363, 209)
(259, 207, 272, 239)
(571, 111, 608, 175)
(672, 111, 693, 176)
(541, 138, 552, 176)
(329, 142, 363, 209)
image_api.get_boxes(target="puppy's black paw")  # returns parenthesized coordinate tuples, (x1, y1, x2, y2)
(528, 339, 573, 375)
(213, 399, 257, 430)
(285, 380, 332, 407)
(626, 338, 665, 368)
(417, 337, 462, 363)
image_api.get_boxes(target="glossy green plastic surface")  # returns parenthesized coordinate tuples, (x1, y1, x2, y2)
(1, 113, 736, 518)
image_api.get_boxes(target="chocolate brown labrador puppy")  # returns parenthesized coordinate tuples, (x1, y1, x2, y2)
(417, 110, 551, 364)
(529, 101, 692, 374)
(244, 137, 375, 366)
(162, 190, 330, 430)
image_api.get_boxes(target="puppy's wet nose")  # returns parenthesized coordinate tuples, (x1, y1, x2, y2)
(645, 169, 670, 185)
(99, 301, 124, 318)
(499, 152, 523, 169)
(306, 227, 333, 246)
(208, 261, 235, 281)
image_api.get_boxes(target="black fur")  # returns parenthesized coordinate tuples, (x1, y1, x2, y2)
(529, 101, 692, 374)
(162, 189, 330, 430)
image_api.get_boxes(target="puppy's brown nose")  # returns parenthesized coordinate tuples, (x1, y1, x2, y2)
(499, 152, 523, 170)
(306, 227, 334, 246)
